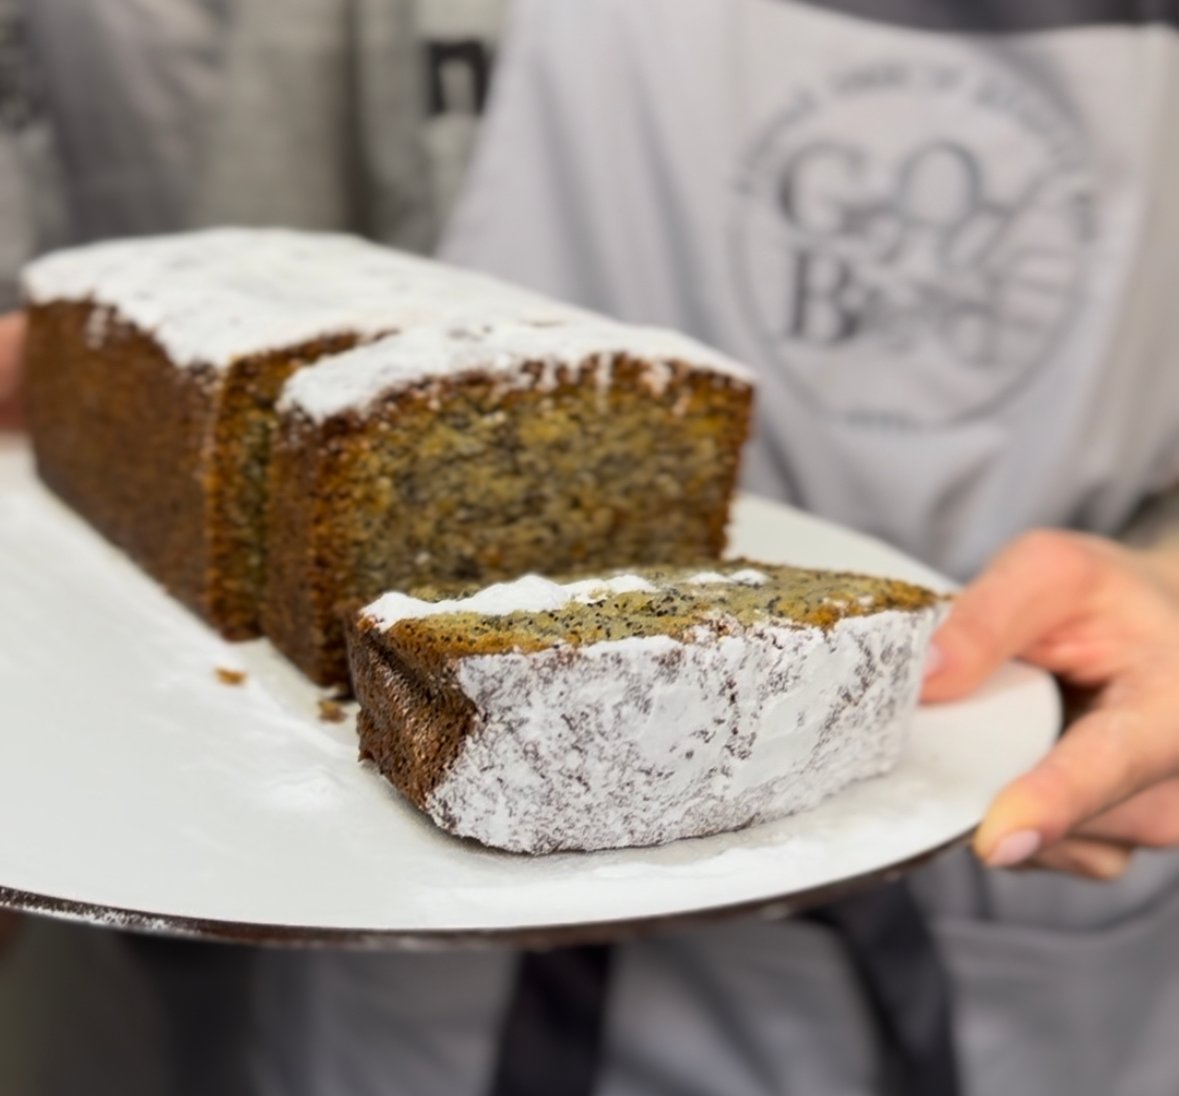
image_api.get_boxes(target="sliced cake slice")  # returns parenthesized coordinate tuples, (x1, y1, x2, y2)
(21, 229, 577, 638)
(347, 561, 946, 854)
(264, 320, 754, 685)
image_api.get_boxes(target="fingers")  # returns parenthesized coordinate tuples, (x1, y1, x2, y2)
(933, 529, 1179, 873)
(1027, 836, 1133, 881)
(1142, 544, 1179, 601)
(974, 704, 1178, 862)
(1076, 780, 1179, 848)
(923, 530, 1104, 703)
(0, 311, 26, 431)
(0, 311, 26, 399)
(0, 399, 22, 431)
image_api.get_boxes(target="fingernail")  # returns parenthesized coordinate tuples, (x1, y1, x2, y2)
(923, 642, 946, 680)
(986, 829, 1043, 868)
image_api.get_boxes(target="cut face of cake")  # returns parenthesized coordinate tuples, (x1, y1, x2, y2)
(347, 562, 947, 854)
(265, 321, 754, 685)
(21, 229, 577, 638)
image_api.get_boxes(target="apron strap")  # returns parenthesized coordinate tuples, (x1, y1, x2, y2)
(125, 934, 256, 1096)
(489, 881, 960, 1096)
(803, 880, 962, 1096)
(488, 944, 615, 1096)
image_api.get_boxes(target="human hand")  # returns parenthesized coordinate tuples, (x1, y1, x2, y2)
(0, 310, 26, 954)
(923, 530, 1179, 880)
(0, 311, 27, 430)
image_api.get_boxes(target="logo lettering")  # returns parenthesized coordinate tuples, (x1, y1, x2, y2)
(732, 60, 1092, 428)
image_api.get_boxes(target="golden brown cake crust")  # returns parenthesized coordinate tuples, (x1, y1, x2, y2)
(349, 616, 480, 815)
(26, 301, 364, 638)
(26, 302, 220, 622)
(205, 332, 362, 636)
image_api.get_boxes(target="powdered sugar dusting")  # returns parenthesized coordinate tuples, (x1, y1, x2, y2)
(83, 306, 111, 350)
(687, 568, 768, 586)
(365, 573, 659, 628)
(20, 228, 581, 369)
(429, 609, 943, 853)
(280, 319, 754, 423)
(729, 569, 770, 586)
(20, 230, 755, 405)
(364, 570, 776, 629)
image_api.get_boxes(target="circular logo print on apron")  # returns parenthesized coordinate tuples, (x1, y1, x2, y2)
(731, 59, 1095, 429)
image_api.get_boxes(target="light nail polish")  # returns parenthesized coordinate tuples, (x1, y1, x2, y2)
(987, 829, 1043, 868)
(922, 643, 946, 680)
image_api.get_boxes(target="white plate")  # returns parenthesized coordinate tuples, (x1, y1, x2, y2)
(0, 436, 1059, 946)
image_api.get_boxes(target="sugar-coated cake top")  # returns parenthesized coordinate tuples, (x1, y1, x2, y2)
(359, 563, 940, 650)
(362, 573, 702, 627)
(20, 228, 581, 369)
(279, 318, 755, 421)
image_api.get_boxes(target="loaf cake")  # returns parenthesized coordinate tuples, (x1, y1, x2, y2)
(264, 320, 753, 685)
(20, 229, 581, 637)
(347, 562, 945, 853)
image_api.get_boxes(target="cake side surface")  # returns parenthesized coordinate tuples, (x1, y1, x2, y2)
(205, 332, 366, 637)
(25, 302, 222, 619)
(22, 230, 595, 641)
(349, 618, 481, 814)
(23, 301, 375, 638)
(261, 410, 339, 678)
(265, 354, 753, 685)
(350, 564, 945, 853)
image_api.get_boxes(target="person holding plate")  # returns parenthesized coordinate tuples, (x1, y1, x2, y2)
(4, 2, 1179, 1095)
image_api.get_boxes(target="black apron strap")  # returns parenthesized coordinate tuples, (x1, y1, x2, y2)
(125, 934, 256, 1096)
(489, 881, 959, 1096)
(488, 944, 615, 1096)
(803, 880, 962, 1096)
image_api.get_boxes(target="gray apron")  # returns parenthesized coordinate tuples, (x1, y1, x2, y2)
(436, 2, 1179, 1093)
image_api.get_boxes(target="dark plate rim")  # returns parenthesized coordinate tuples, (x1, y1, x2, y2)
(0, 828, 973, 950)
